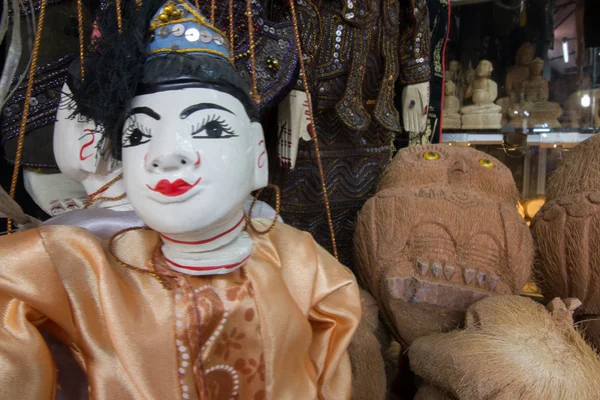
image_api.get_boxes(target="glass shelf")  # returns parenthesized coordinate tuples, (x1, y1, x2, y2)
(442, 129, 598, 148)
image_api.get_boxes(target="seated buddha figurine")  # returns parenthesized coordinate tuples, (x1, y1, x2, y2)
(442, 80, 461, 129)
(495, 43, 536, 127)
(0, 1, 360, 399)
(508, 58, 562, 129)
(505, 42, 535, 105)
(460, 60, 502, 129)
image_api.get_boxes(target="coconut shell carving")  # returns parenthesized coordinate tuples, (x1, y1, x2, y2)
(413, 383, 452, 400)
(531, 134, 600, 350)
(408, 296, 600, 400)
(349, 289, 387, 400)
(354, 144, 533, 346)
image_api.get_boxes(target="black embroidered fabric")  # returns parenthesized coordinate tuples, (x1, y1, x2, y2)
(196, 0, 298, 114)
(273, 108, 393, 269)
(0, 1, 88, 170)
(272, 0, 397, 269)
(397, 0, 432, 85)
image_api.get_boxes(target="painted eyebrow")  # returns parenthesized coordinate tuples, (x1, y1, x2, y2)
(180, 103, 236, 119)
(129, 107, 161, 120)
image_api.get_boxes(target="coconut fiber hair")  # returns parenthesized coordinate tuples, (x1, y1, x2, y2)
(409, 296, 600, 400)
(531, 134, 600, 350)
(69, 0, 258, 160)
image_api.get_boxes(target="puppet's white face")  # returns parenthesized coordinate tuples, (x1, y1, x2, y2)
(54, 83, 117, 182)
(121, 88, 267, 235)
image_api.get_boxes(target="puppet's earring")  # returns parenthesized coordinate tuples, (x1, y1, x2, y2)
(245, 184, 280, 235)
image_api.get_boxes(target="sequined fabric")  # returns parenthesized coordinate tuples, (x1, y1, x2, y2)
(274, 0, 395, 269)
(234, 1, 298, 113)
(275, 109, 393, 269)
(1, 56, 74, 168)
(197, 0, 298, 113)
(397, 0, 432, 85)
(1, 0, 85, 169)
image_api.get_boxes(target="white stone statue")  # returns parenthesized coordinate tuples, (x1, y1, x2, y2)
(460, 60, 502, 129)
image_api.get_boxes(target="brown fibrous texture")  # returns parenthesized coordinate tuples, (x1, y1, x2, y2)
(409, 296, 600, 400)
(532, 135, 600, 349)
(349, 289, 387, 400)
(354, 145, 532, 346)
(413, 383, 454, 400)
(546, 135, 600, 200)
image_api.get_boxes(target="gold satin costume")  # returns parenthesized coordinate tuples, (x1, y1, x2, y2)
(0, 220, 360, 399)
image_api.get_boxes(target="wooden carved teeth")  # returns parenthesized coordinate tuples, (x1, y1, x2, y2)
(476, 271, 487, 288)
(413, 261, 497, 292)
(488, 275, 500, 291)
(463, 268, 476, 284)
(415, 259, 429, 276)
(431, 262, 442, 279)
(443, 264, 455, 281)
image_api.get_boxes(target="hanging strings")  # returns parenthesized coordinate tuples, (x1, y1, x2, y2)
(76, 0, 85, 81)
(7, 0, 48, 234)
(246, 184, 281, 235)
(115, 0, 123, 34)
(84, 173, 125, 209)
(228, 0, 235, 58)
(246, 0, 259, 103)
(288, 0, 338, 259)
(210, 0, 216, 24)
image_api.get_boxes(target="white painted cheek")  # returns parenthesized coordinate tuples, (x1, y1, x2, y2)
(122, 144, 148, 191)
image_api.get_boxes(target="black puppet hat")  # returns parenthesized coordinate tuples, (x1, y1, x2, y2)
(70, 0, 258, 160)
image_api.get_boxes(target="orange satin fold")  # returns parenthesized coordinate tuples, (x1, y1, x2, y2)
(0, 219, 360, 400)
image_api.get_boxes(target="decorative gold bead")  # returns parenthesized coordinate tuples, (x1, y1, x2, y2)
(266, 56, 280, 72)
(163, 5, 174, 14)
(172, 10, 183, 19)
(159, 13, 169, 22)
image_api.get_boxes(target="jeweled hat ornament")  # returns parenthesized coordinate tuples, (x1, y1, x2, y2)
(148, 1, 231, 61)
(70, 0, 258, 159)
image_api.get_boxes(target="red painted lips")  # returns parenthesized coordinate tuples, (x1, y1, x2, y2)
(147, 177, 201, 197)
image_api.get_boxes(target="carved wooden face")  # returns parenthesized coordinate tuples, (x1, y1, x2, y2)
(355, 144, 533, 346)
(378, 144, 519, 204)
(532, 135, 600, 349)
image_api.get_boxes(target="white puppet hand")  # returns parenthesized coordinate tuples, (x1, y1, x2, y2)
(402, 82, 430, 133)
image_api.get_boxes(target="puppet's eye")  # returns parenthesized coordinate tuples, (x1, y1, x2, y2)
(122, 124, 152, 147)
(191, 115, 236, 139)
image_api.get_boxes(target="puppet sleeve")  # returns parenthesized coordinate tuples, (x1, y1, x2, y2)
(0, 228, 77, 399)
(398, 0, 432, 85)
(309, 244, 361, 400)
